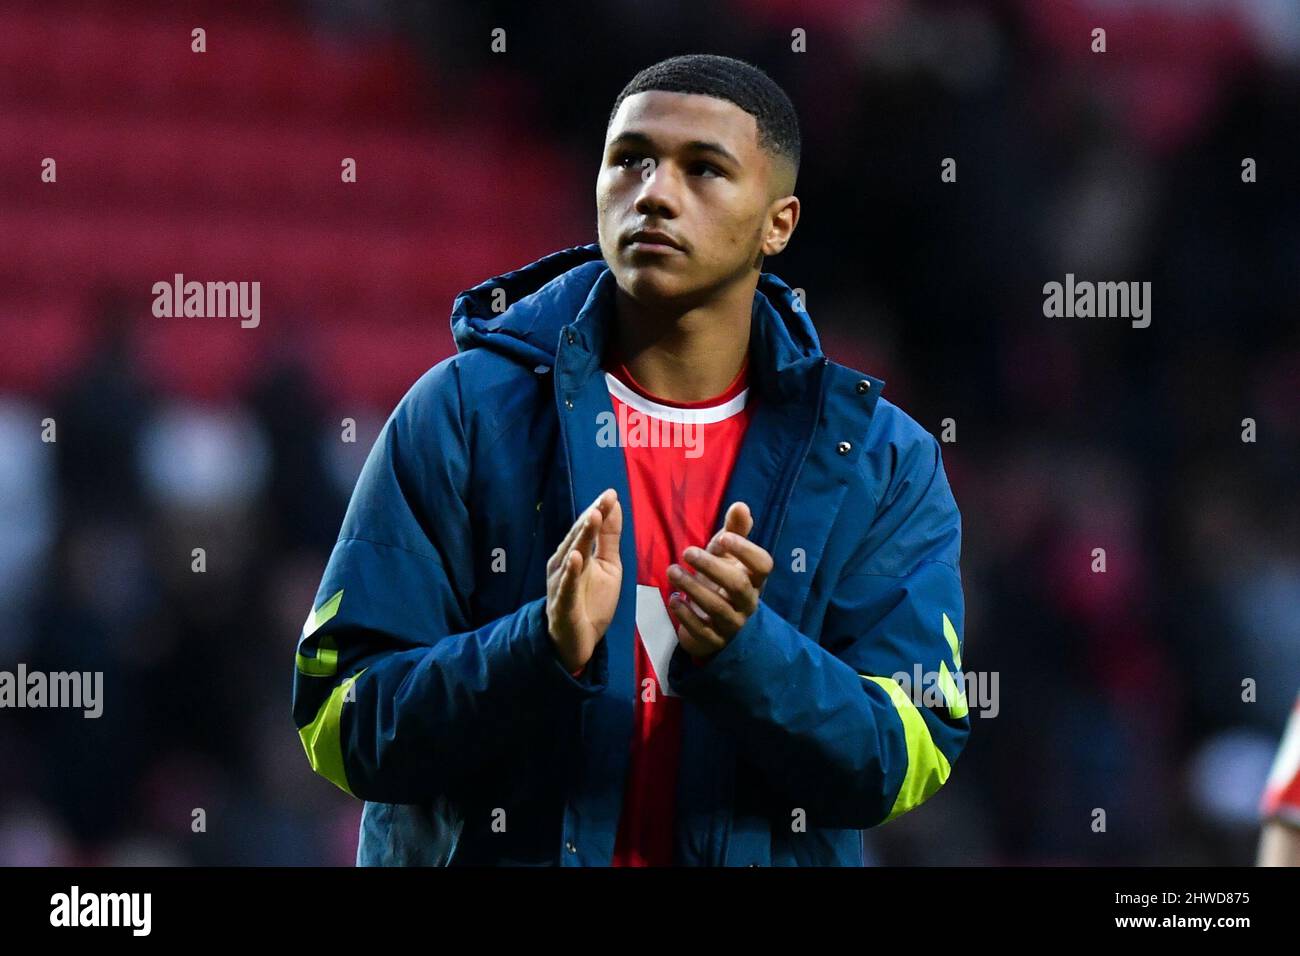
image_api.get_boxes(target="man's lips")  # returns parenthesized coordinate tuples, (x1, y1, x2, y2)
(625, 230, 685, 252)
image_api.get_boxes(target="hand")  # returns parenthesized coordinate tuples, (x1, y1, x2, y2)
(546, 489, 623, 672)
(667, 501, 774, 661)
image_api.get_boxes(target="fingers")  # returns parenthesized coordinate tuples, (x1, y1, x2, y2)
(549, 510, 591, 578)
(680, 547, 750, 600)
(573, 505, 602, 561)
(552, 548, 583, 618)
(645, 503, 760, 659)
(670, 591, 728, 658)
(548, 510, 588, 576)
(594, 494, 622, 565)
(685, 544, 729, 599)
(548, 489, 616, 574)
(713, 532, 774, 583)
(669, 562, 746, 633)
(706, 501, 753, 557)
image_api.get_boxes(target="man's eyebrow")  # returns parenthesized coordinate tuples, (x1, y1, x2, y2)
(608, 131, 741, 167)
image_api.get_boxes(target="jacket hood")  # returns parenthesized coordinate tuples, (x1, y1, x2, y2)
(449, 243, 825, 379)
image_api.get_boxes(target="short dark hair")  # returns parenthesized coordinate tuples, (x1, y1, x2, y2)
(608, 54, 801, 182)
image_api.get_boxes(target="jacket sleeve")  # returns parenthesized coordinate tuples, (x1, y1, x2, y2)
(668, 421, 969, 830)
(291, 358, 607, 804)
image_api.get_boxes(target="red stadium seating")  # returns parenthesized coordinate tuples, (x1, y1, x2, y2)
(0, 2, 589, 405)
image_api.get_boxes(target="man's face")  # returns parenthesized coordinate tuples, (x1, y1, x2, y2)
(597, 91, 796, 306)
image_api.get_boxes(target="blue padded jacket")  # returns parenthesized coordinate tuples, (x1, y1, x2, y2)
(291, 243, 970, 866)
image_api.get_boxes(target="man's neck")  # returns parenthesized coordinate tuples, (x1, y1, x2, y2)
(608, 279, 754, 403)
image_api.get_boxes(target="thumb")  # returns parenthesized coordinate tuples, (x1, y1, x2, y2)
(594, 494, 622, 565)
(724, 501, 753, 537)
(709, 501, 753, 554)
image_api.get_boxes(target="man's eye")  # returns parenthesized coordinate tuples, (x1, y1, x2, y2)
(692, 163, 722, 177)
(615, 154, 643, 169)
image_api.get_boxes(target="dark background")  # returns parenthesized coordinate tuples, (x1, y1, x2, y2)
(0, 0, 1296, 864)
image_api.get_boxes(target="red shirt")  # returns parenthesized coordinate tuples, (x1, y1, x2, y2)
(1261, 690, 1300, 827)
(604, 352, 754, 866)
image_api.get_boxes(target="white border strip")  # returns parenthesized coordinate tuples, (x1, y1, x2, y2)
(604, 372, 749, 424)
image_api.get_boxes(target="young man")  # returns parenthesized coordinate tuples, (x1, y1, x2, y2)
(292, 54, 970, 866)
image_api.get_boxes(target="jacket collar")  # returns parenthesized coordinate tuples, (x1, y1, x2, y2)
(452, 243, 829, 403)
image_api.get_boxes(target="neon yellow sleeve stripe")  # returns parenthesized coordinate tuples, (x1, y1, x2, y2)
(861, 674, 952, 823)
(939, 612, 968, 718)
(298, 669, 365, 797)
(938, 660, 969, 720)
(296, 637, 338, 677)
(304, 589, 344, 638)
(296, 589, 344, 677)
(942, 612, 962, 668)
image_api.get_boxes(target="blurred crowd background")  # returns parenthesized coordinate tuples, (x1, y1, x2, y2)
(0, 0, 1296, 865)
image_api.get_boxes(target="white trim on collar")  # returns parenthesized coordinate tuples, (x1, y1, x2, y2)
(604, 372, 749, 424)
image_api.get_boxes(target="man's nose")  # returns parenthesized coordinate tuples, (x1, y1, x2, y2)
(633, 160, 680, 218)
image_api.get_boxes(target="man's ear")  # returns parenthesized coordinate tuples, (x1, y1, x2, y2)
(761, 195, 800, 258)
